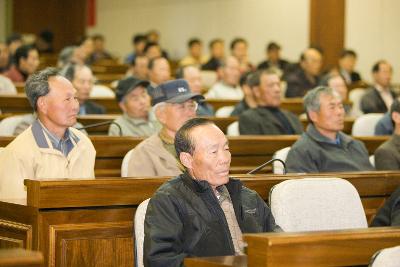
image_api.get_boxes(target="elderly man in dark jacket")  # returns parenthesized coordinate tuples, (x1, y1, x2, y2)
(143, 118, 280, 267)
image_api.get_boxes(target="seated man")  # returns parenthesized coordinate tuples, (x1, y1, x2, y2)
(109, 76, 160, 136)
(0, 68, 96, 199)
(144, 118, 280, 266)
(126, 79, 203, 177)
(63, 63, 106, 114)
(202, 38, 225, 71)
(257, 42, 290, 74)
(375, 100, 400, 170)
(230, 71, 257, 116)
(4, 44, 40, 82)
(286, 86, 374, 173)
(148, 57, 170, 88)
(205, 56, 243, 100)
(371, 186, 400, 227)
(338, 49, 362, 85)
(361, 60, 396, 114)
(239, 69, 303, 135)
(179, 38, 208, 67)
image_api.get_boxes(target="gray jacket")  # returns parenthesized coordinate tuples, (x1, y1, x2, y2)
(286, 124, 374, 173)
(375, 135, 400, 170)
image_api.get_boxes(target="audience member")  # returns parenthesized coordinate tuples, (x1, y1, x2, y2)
(319, 73, 351, 114)
(239, 69, 303, 135)
(57, 46, 77, 68)
(75, 36, 95, 65)
(0, 68, 96, 199)
(286, 86, 374, 173)
(338, 49, 361, 85)
(126, 55, 149, 80)
(371, 186, 400, 226)
(257, 42, 289, 74)
(205, 56, 243, 99)
(146, 29, 169, 59)
(35, 30, 54, 54)
(109, 76, 160, 136)
(125, 34, 147, 64)
(202, 38, 225, 71)
(179, 38, 208, 67)
(361, 60, 396, 114)
(144, 42, 162, 60)
(4, 45, 40, 82)
(6, 33, 23, 65)
(144, 118, 280, 266)
(0, 42, 10, 73)
(63, 64, 106, 114)
(148, 57, 170, 87)
(88, 34, 113, 63)
(126, 79, 203, 177)
(230, 37, 253, 73)
(285, 48, 322, 98)
(180, 65, 214, 116)
(230, 71, 257, 116)
(375, 100, 400, 170)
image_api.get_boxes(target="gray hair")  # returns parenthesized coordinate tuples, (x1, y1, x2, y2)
(303, 86, 340, 119)
(25, 67, 60, 111)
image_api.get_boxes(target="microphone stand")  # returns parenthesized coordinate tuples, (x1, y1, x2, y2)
(77, 120, 123, 136)
(247, 158, 286, 175)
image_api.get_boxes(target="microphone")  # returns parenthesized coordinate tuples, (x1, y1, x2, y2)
(247, 158, 286, 175)
(77, 120, 123, 136)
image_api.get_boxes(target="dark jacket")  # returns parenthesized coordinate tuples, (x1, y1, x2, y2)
(143, 173, 280, 267)
(360, 87, 397, 114)
(81, 100, 106, 114)
(257, 59, 290, 73)
(239, 107, 303, 135)
(371, 186, 400, 227)
(231, 99, 250, 117)
(284, 68, 319, 98)
(375, 135, 400, 170)
(374, 112, 393, 135)
(286, 124, 374, 173)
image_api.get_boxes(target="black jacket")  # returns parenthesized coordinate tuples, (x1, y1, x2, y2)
(360, 87, 397, 114)
(82, 100, 106, 114)
(143, 173, 279, 267)
(371, 186, 400, 227)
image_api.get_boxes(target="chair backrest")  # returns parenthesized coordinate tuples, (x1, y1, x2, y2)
(200, 70, 218, 89)
(90, 84, 115, 97)
(215, 106, 235, 117)
(272, 147, 291, 174)
(121, 149, 134, 177)
(269, 178, 368, 232)
(369, 245, 400, 267)
(352, 113, 384, 136)
(0, 115, 26, 136)
(369, 155, 375, 167)
(227, 121, 239, 136)
(134, 198, 150, 267)
(348, 88, 366, 117)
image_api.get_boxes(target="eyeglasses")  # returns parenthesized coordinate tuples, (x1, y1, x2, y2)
(170, 101, 198, 112)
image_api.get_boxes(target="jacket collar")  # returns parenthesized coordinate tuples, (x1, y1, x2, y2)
(306, 123, 352, 147)
(31, 119, 80, 149)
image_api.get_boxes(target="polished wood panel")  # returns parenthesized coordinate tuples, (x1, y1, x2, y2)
(0, 248, 43, 267)
(244, 227, 400, 267)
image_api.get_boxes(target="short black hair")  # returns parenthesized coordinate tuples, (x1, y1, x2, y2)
(372, 60, 390, 73)
(14, 45, 37, 68)
(267, 42, 280, 52)
(144, 42, 160, 54)
(132, 34, 147, 44)
(209, 38, 223, 49)
(175, 118, 215, 157)
(230, 38, 247, 50)
(239, 71, 253, 87)
(340, 49, 357, 58)
(188, 38, 201, 48)
(246, 69, 280, 88)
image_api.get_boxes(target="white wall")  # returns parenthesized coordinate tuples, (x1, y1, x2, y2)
(87, 0, 309, 65)
(346, 0, 400, 83)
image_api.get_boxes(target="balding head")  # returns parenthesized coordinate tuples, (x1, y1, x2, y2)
(301, 48, 322, 76)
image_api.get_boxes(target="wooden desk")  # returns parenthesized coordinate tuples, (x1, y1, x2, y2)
(185, 255, 247, 267)
(0, 249, 43, 267)
(244, 227, 400, 267)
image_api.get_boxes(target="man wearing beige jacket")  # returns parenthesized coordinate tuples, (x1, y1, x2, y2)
(126, 79, 204, 177)
(0, 67, 96, 199)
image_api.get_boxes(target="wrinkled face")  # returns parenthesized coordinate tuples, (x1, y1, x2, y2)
(146, 45, 162, 60)
(211, 41, 224, 59)
(184, 67, 202, 94)
(223, 57, 240, 87)
(133, 56, 149, 80)
(328, 76, 348, 100)
(20, 49, 40, 74)
(373, 62, 392, 88)
(157, 99, 197, 133)
(39, 76, 79, 129)
(339, 55, 356, 72)
(72, 66, 94, 104)
(190, 43, 202, 58)
(309, 93, 345, 134)
(0, 43, 9, 67)
(302, 49, 322, 76)
(120, 86, 150, 119)
(232, 41, 247, 60)
(149, 58, 170, 85)
(255, 73, 281, 107)
(184, 124, 231, 188)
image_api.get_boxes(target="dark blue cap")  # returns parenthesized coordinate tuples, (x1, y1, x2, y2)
(151, 79, 204, 106)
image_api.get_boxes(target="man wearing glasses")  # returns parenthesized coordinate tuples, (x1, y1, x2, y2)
(126, 79, 203, 177)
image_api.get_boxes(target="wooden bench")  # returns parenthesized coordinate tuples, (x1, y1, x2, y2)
(0, 172, 399, 266)
(0, 249, 44, 267)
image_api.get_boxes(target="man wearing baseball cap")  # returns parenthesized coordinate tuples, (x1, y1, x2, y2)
(109, 76, 160, 136)
(126, 79, 204, 177)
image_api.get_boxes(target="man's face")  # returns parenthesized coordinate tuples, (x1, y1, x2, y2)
(267, 48, 280, 62)
(158, 99, 197, 133)
(185, 124, 231, 188)
(255, 73, 281, 107)
(134, 40, 146, 54)
(93, 39, 105, 52)
(302, 49, 322, 76)
(190, 43, 202, 58)
(373, 62, 392, 88)
(72, 66, 94, 104)
(222, 57, 240, 87)
(133, 56, 149, 80)
(39, 76, 79, 129)
(339, 55, 356, 72)
(232, 41, 247, 60)
(149, 58, 170, 85)
(20, 49, 40, 74)
(328, 76, 348, 101)
(211, 42, 224, 59)
(184, 67, 202, 94)
(146, 46, 162, 60)
(120, 86, 150, 119)
(309, 93, 345, 134)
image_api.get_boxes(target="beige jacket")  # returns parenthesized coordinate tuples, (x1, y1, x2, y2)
(0, 121, 96, 199)
(126, 134, 182, 177)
